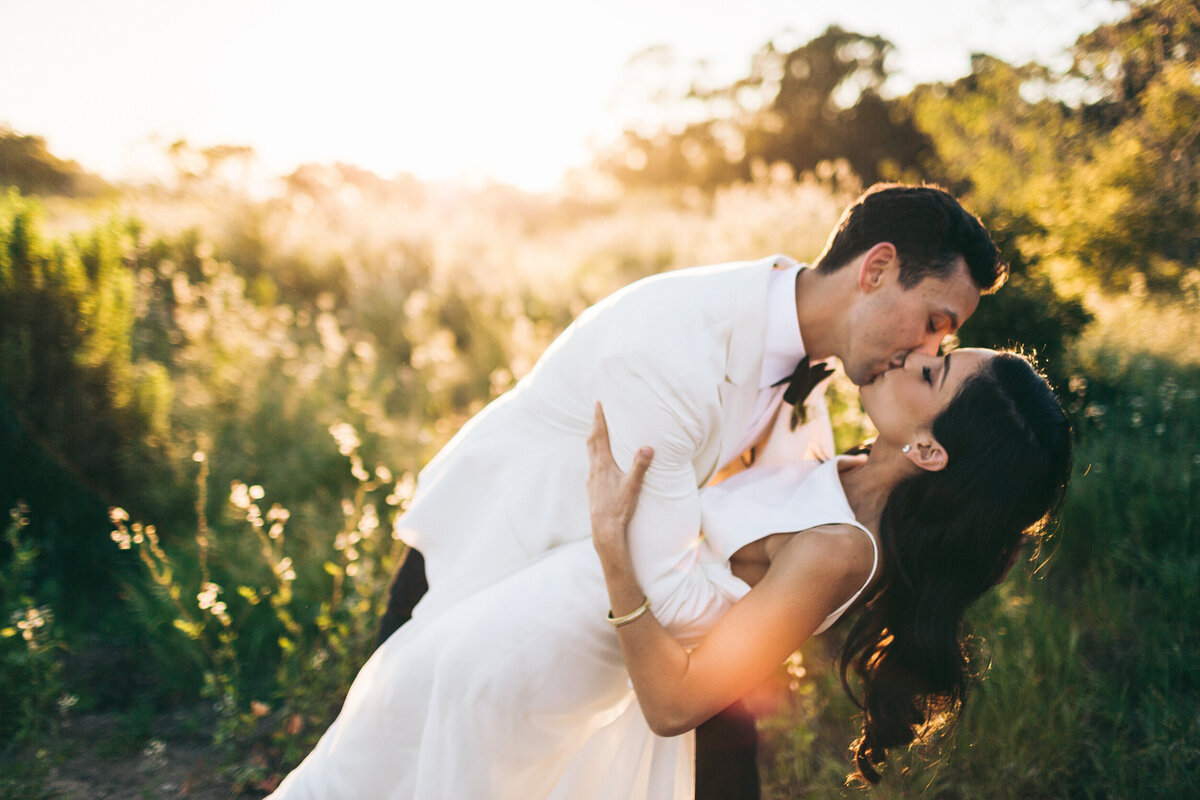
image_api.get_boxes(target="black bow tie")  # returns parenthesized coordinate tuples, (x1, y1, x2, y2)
(774, 356, 834, 405)
(773, 356, 834, 428)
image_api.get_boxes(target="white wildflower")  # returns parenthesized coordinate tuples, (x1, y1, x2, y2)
(329, 423, 361, 456)
(197, 582, 222, 611)
(230, 481, 251, 510)
(358, 504, 379, 537)
(276, 557, 296, 582)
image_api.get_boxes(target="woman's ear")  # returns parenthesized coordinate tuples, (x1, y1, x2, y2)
(904, 434, 948, 473)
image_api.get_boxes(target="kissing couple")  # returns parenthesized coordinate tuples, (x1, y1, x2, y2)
(268, 184, 1072, 799)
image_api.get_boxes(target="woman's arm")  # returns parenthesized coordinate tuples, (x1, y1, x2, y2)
(587, 403, 873, 736)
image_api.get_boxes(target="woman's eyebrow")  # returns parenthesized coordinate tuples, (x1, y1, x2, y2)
(940, 352, 952, 388)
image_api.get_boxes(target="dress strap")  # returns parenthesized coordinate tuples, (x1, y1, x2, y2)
(812, 521, 878, 634)
(698, 456, 881, 635)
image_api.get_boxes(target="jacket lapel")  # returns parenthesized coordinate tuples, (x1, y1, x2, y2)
(701, 254, 799, 482)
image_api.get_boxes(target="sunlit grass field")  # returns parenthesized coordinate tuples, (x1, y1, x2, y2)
(762, 286, 1200, 798)
(2, 175, 1197, 797)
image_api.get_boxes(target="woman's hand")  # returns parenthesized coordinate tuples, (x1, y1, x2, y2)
(584, 404, 857, 737)
(587, 402, 653, 559)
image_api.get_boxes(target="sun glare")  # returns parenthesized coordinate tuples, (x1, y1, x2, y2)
(0, 0, 1130, 192)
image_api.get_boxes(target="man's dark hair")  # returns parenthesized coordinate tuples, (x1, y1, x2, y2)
(814, 184, 1007, 293)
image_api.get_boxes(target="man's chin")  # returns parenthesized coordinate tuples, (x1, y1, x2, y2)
(845, 368, 872, 387)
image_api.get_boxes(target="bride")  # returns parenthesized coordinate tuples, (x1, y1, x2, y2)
(267, 348, 1071, 798)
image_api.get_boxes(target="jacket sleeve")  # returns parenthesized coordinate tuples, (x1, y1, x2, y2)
(594, 350, 715, 583)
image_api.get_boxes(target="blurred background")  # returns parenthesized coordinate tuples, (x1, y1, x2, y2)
(1, 0, 1196, 796)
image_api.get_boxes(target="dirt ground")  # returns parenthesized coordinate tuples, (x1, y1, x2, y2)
(11, 710, 261, 800)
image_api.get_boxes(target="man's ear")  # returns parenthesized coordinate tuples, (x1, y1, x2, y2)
(856, 242, 898, 294)
(904, 433, 948, 473)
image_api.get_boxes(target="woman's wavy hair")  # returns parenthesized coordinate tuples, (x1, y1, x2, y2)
(839, 351, 1072, 783)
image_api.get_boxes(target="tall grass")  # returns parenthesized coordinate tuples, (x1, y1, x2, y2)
(109, 424, 411, 792)
(7, 175, 1196, 795)
(760, 287, 1200, 798)
(5, 176, 857, 787)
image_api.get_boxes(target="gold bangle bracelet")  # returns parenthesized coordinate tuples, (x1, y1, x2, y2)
(607, 596, 651, 628)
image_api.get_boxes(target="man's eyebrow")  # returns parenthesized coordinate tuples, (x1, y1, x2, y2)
(940, 352, 952, 388)
(943, 309, 960, 331)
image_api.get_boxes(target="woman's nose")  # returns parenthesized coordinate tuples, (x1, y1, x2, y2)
(906, 351, 938, 371)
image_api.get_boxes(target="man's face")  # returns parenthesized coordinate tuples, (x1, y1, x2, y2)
(841, 256, 981, 386)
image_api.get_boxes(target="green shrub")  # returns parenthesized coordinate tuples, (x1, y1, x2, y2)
(0, 505, 67, 749)
(113, 424, 410, 790)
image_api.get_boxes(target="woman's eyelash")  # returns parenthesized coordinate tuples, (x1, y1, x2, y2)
(922, 367, 933, 384)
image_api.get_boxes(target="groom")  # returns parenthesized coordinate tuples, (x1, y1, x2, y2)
(376, 183, 1005, 798)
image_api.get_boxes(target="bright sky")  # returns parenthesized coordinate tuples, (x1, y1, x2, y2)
(1, 0, 1128, 191)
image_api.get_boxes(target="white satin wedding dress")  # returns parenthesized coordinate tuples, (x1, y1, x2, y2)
(268, 457, 878, 800)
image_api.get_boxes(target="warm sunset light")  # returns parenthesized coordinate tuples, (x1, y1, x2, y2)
(4, 0, 1195, 796)
(2, 0, 1126, 189)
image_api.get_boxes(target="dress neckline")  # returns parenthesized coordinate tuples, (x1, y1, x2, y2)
(707, 455, 881, 633)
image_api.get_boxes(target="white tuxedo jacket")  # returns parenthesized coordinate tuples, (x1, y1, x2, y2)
(398, 255, 834, 620)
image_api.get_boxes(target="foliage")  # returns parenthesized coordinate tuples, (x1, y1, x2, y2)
(1056, 357, 1200, 793)
(0, 504, 68, 749)
(0, 2, 1196, 792)
(0, 127, 108, 198)
(1055, 53, 1200, 291)
(759, 292, 1200, 797)
(0, 173, 854, 785)
(0, 189, 166, 625)
(601, 27, 933, 190)
(603, 29, 1097, 375)
(110, 427, 409, 791)
(1072, 0, 1200, 123)
(913, 0, 1200, 294)
(954, 209, 1092, 392)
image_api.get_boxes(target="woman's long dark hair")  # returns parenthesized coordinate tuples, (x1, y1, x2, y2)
(839, 352, 1073, 783)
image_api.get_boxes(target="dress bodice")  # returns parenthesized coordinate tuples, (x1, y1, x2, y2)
(697, 456, 879, 634)
(269, 460, 883, 800)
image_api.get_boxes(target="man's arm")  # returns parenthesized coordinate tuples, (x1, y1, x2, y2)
(592, 351, 716, 582)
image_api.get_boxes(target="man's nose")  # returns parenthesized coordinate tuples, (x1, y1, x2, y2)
(913, 335, 943, 357)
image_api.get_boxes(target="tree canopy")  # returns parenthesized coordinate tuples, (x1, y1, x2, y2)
(600, 27, 934, 189)
(0, 127, 108, 197)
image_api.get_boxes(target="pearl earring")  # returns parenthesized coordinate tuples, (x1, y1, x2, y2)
(902, 445, 911, 453)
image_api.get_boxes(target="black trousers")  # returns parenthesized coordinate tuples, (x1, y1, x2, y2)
(375, 548, 761, 800)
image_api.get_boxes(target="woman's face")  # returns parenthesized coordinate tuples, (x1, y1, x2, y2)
(859, 347, 995, 448)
